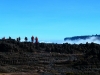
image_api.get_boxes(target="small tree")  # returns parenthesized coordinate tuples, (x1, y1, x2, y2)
(35, 37, 38, 43)
(35, 37, 39, 49)
(16, 37, 21, 42)
(25, 37, 28, 42)
(2, 37, 5, 40)
(18, 37, 21, 42)
(17, 38, 19, 42)
(9, 36, 11, 39)
(31, 36, 34, 43)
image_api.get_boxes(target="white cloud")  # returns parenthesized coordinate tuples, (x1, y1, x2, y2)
(63, 36, 100, 44)
(39, 36, 100, 44)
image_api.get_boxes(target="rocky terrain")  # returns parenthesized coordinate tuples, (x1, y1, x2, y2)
(0, 38, 100, 75)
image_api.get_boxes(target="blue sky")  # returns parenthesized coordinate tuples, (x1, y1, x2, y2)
(0, 0, 100, 41)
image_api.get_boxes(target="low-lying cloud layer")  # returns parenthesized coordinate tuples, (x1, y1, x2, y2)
(39, 36, 100, 44)
(64, 36, 100, 44)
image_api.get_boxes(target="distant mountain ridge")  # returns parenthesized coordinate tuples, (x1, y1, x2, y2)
(64, 34, 100, 41)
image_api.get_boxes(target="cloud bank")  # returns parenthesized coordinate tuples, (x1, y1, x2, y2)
(39, 36, 100, 44)
(64, 36, 100, 44)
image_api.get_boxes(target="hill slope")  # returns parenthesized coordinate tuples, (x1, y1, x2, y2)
(0, 39, 100, 74)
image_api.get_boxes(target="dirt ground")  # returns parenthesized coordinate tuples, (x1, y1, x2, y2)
(0, 73, 39, 75)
